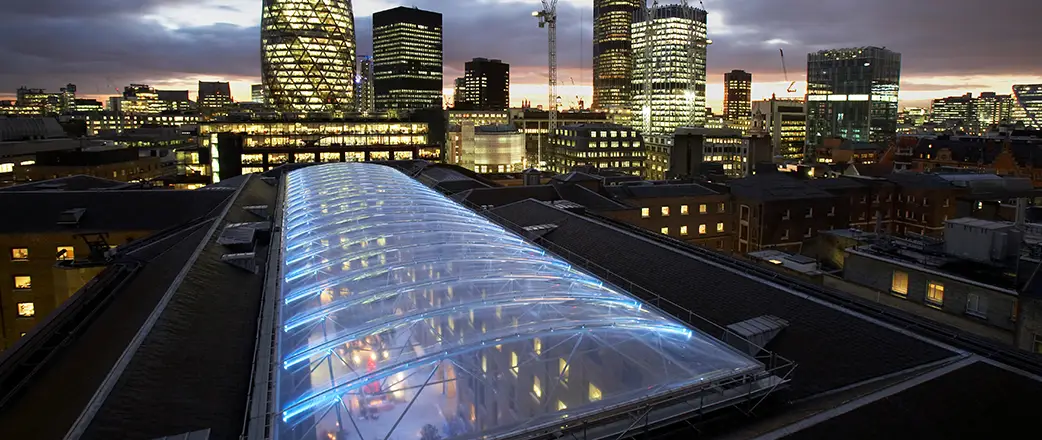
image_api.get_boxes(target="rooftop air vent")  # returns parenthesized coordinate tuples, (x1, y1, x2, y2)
(522, 223, 559, 240)
(221, 252, 258, 274)
(153, 428, 211, 440)
(244, 204, 270, 219)
(217, 221, 272, 246)
(724, 315, 789, 356)
(57, 208, 86, 225)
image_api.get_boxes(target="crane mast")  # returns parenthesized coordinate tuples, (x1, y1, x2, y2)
(533, 0, 558, 165)
(642, 0, 658, 135)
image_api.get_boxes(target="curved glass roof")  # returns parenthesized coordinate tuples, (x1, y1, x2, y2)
(276, 163, 761, 440)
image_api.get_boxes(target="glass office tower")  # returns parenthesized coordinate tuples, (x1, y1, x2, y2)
(373, 6, 444, 112)
(261, 0, 356, 114)
(805, 47, 901, 146)
(592, 0, 642, 113)
(724, 70, 752, 126)
(631, 4, 708, 135)
(1013, 84, 1042, 130)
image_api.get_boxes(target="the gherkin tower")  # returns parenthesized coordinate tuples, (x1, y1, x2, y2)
(261, 0, 356, 114)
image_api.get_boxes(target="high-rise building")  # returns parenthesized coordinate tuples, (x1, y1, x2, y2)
(930, 93, 973, 130)
(453, 77, 466, 108)
(1013, 84, 1042, 129)
(355, 55, 375, 116)
(631, 4, 708, 135)
(261, 0, 356, 113)
(972, 92, 1014, 133)
(805, 46, 901, 146)
(251, 84, 265, 103)
(592, 0, 641, 113)
(198, 81, 234, 117)
(373, 6, 443, 113)
(459, 58, 509, 111)
(752, 97, 806, 161)
(724, 70, 752, 127)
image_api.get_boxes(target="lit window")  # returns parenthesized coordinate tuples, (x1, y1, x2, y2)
(699, 204, 707, 214)
(641, 208, 650, 218)
(661, 206, 670, 217)
(680, 205, 689, 215)
(559, 358, 569, 384)
(557, 400, 567, 411)
(660, 227, 669, 235)
(533, 375, 542, 398)
(589, 383, 602, 402)
(680, 226, 689, 236)
(510, 351, 518, 376)
(718, 203, 726, 213)
(482, 355, 487, 373)
(13, 275, 31, 290)
(11, 248, 28, 260)
(534, 337, 542, 355)
(699, 224, 707, 235)
(927, 282, 944, 306)
(891, 271, 909, 296)
(717, 223, 724, 233)
(17, 302, 34, 317)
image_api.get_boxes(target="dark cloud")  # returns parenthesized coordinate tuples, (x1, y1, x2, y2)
(1, 0, 1038, 97)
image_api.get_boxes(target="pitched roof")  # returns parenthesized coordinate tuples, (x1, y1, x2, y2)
(606, 183, 722, 199)
(0, 175, 134, 192)
(728, 174, 836, 201)
(0, 188, 236, 233)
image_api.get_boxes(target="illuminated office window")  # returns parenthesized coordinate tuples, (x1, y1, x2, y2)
(891, 271, 909, 296)
(927, 282, 944, 306)
(559, 358, 569, 385)
(680, 226, 689, 236)
(17, 302, 35, 317)
(57, 246, 75, 261)
(534, 337, 541, 355)
(681, 205, 689, 215)
(510, 351, 518, 376)
(661, 206, 670, 217)
(699, 224, 707, 235)
(533, 376, 542, 398)
(13, 275, 31, 290)
(660, 227, 669, 235)
(699, 204, 707, 214)
(11, 248, 28, 261)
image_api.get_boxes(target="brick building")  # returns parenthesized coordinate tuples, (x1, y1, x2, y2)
(603, 183, 734, 251)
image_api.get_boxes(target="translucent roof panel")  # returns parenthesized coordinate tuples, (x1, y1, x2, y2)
(276, 163, 762, 440)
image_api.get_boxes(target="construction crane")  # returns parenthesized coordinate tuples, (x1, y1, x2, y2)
(780, 49, 797, 94)
(533, 0, 558, 165)
(641, 0, 658, 134)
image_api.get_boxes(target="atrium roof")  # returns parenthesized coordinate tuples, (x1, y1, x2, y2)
(276, 163, 764, 440)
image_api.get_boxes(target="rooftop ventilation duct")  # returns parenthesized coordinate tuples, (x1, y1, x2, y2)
(57, 208, 86, 225)
(221, 252, 258, 273)
(724, 315, 789, 356)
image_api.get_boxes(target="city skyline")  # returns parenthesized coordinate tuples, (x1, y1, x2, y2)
(1, 0, 1040, 111)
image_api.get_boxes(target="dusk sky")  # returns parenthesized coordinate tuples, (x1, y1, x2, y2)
(2, 0, 1040, 111)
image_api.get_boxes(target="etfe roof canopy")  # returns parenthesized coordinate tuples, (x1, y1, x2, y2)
(276, 163, 761, 440)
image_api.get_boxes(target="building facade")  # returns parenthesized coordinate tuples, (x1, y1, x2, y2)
(806, 47, 901, 146)
(751, 97, 806, 161)
(373, 6, 443, 113)
(261, 0, 356, 113)
(631, 4, 708, 135)
(251, 84, 265, 103)
(355, 55, 375, 116)
(199, 119, 437, 181)
(724, 70, 752, 128)
(549, 123, 645, 176)
(198, 81, 234, 118)
(1012, 84, 1042, 130)
(604, 184, 735, 250)
(592, 0, 641, 113)
(458, 58, 509, 111)
(448, 123, 526, 173)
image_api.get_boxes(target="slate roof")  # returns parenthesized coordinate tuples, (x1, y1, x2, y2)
(883, 172, 957, 189)
(728, 174, 837, 202)
(0, 175, 134, 192)
(83, 177, 274, 439)
(782, 360, 1042, 439)
(488, 199, 956, 400)
(0, 175, 275, 440)
(606, 183, 722, 199)
(913, 137, 1042, 168)
(0, 188, 236, 233)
